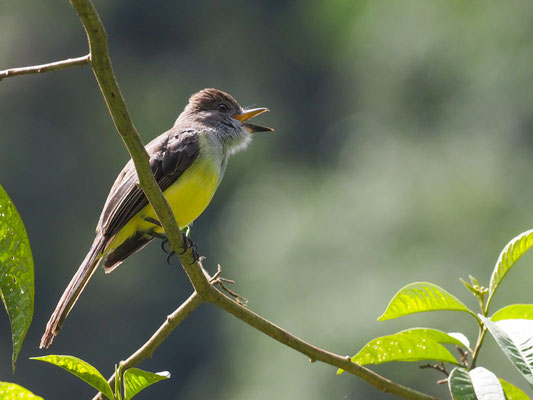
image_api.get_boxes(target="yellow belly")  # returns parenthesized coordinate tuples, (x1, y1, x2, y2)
(106, 157, 220, 252)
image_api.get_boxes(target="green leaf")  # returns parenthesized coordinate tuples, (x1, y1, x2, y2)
(449, 367, 477, 400)
(0, 381, 44, 400)
(404, 328, 467, 346)
(123, 368, 170, 400)
(378, 282, 474, 321)
(31, 355, 114, 400)
(0, 184, 34, 372)
(489, 230, 533, 306)
(492, 305, 533, 321)
(480, 316, 533, 388)
(448, 366, 506, 400)
(499, 379, 530, 400)
(338, 328, 460, 373)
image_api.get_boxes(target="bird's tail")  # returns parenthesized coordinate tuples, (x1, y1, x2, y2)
(40, 236, 107, 348)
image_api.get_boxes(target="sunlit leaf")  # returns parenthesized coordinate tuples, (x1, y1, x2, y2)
(123, 368, 170, 400)
(378, 282, 474, 321)
(469, 367, 506, 399)
(448, 332, 471, 350)
(0, 184, 34, 372)
(480, 316, 533, 388)
(448, 366, 506, 400)
(0, 381, 43, 400)
(403, 328, 466, 346)
(31, 355, 113, 399)
(338, 328, 460, 374)
(489, 230, 533, 305)
(492, 305, 533, 322)
(499, 379, 530, 400)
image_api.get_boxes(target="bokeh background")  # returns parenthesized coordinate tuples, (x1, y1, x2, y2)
(2, 1, 533, 399)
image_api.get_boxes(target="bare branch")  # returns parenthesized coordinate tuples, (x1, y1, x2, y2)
(0, 55, 90, 81)
(419, 363, 449, 377)
(92, 292, 201, 399)
(94, 268, 437, 400)
(207, 287, 438, 400)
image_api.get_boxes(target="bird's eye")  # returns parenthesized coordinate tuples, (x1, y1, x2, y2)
(217, 103, 228, 113)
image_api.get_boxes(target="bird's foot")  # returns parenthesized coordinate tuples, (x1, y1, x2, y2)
(163, 231, 199, 265)
(210, 264, 248, 306)
(144, 218, 198, 263)
(149, 231, 171, 254)
(146, 229, 170, 255)
(179, 232, 199, 264)
(144, 217, 171, 253)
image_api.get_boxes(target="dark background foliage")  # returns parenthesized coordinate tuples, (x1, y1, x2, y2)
(2, 1, 533, 398)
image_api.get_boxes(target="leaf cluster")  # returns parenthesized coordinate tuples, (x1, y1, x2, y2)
(338, 230, 533, 399)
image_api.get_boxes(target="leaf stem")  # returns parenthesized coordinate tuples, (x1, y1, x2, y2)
(470, 326, 487, 369)
(470, 294, 488, 369)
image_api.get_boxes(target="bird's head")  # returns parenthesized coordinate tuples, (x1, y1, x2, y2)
(177, 88, 273, 154)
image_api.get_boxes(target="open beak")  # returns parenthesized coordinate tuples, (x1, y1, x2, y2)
(233, 107, 274, 133)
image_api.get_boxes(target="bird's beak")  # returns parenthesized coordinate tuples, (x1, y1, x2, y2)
(233, 107, 274, 133)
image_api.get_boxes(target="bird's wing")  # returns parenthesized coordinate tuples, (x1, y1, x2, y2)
(97, 128, 200, 238)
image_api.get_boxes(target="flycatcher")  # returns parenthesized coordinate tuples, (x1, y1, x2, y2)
(40, 88, 273, 348)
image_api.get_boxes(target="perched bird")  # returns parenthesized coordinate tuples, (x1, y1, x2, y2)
(40, 88, 273, 348)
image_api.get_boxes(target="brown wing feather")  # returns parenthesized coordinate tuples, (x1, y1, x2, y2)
(98, 128, 200, 238)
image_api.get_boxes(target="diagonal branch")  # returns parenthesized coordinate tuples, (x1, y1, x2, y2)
(68, 1, 438, 399)
(92, 292, 201, 399)
(0, 55, 90, 81)
(207, 289, 438, 400)
(94, 266, 437, 400)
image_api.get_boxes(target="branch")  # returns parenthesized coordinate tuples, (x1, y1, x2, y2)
(207, 286, 437, 400)
(94, 266, 436, 400)
(92, 292, 201, 399)
(0, 55, 90, 81)
(68, 1, 437, 399)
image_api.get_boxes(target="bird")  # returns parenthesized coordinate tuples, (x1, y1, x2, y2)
(40, 88, 273, 348)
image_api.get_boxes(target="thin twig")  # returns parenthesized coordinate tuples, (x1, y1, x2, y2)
(456, 346, 469, 368)
(93, 292, 201, 399)
(0, 55, 90, 81)
(208, 289, 438, 399)
(419, 363, 449, 377)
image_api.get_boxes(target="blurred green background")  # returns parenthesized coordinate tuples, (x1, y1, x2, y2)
(2, 1, 533, 399)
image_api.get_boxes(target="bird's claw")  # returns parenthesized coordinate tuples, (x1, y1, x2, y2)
(166, 250, 176, 265)
(180, 232, 199, 264)
(165, 233, 199, 265)
(161, 238, 170, 254)
(146, 219, 199, 264)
